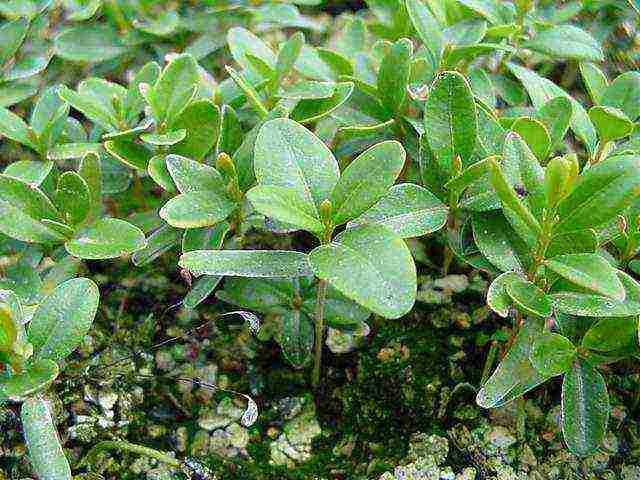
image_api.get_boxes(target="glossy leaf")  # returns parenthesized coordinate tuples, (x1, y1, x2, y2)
(589, 106, 634, 142)
(377, 38, 413, 115)
(309, 225, 416, 319)
(65, 218, 146, 259)
(159, 191, 236, 229)
(545, 254, 625, 300)
(180, 250, 312, 277)
(530, 332, 576, 376)
(506, 278, 552, 317)
(524, 25, 603, 61)
(486, 271, 520, 317)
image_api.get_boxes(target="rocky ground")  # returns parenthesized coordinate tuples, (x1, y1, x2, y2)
(2, 246, 640, 479)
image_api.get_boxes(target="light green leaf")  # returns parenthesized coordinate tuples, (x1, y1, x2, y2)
(0, 18, 28, 64)
(551, 292, 640, 317)
(159, 191, 236, 229)
(530, 332, 576, 376)
(588, 106, 634, 142)
(54, 25, 128, 63)
(508, 63, 597, 155)
(276, 81, 335, 100)
(472, 211, 529, 273)
(4, 160, 53, 186)
(601, 72, 640, 121)
(28, 277, 99, 362)
(524, 25, 603, 61)
(423, 71, 477, 172)
(486, 271, 520, 317)
(579, 62, 607, 104)
(0, 360, 58, 402)
(166, 154, 226, 194)
(169, 99, 220, 161)
(180, 250, 312, 277)
(140, 129, 186, 146)
(0, 174, 64, 243)
(536, 96, 572, 151)
(132, 225, 181, 267)
(511, 117, 551, 162)
(405, 0, 443, 68)
(65, 218, 146, 259)
(104, 140, 153, 171)
(545, 253, 625, 300)
(21, 396, 72, 480)
(457, 0, 504, 24)
(227, 27, 276, 76)
(562, 358, 609, 457)
(348, 183, 448, 238)
(555, 154, 640, 233)
(0, 106, 35, 149)
(247, 185, 323, 234)
(331, 141, 406, 225)
(147, 54, 200, 125)
(254, 118, 339, 214)
(58, 86, 118, 132)
(290, 81, 354, 124)
(309, 225, 416, 319)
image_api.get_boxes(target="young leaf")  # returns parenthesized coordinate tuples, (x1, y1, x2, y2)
(588, 106, 634, 143)
(405, 0, 443, 68)
(274, 32, 305, 88)
(423, 71, 477, 172)
(530, 332, 576, 376)
(477, 316, 549, 408)
(309, 225, 416, 319)
(377, 38, 413, 116)
(579, 62, 607, 104)
(486, 271, 520, 317)
(330, 141, 406, 225)
(180, 250, 312, 277)
(536, 96, 573, 151)
(227, 27, 277, 76)
(147, 54, 200, 126)
(0, 360, 58, 402)
(523, 25, 603, 62)
(562, 359, 609, 457)
(545, 253, 625, 300)
(159, 191, 236, 229)
(457, 0, 504, 24)
(506, 278, 552, 317)
(511, 117, 551, 162)
(348, 183, 448, 238)
(21, 396, 72, 480)
(254, 118, 339, 213)
(28, 277, 99, 362)
(65, 218, 146, 259)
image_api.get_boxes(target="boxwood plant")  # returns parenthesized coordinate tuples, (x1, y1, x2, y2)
(1, 0, 640, 476)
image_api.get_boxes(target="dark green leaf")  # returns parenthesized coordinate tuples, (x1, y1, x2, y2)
(180, 250, 312, 277)
(530, 332, 576, 376)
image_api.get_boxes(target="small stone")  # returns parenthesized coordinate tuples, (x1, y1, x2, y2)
(325, 321, 370, 354)
(434, 275, 469, 293)
(487, 426, 517, 451)
(456, 467, 477, 480)
(190, 430, 210, 457)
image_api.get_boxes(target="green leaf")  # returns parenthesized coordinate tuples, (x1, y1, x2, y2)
(184, 275, 222, 310)
(58, 86, 118, 132)
(546, 230, 598, 258)
(582, 317, 638, 353)
(309, 225, 416, 319)
(274, 32, 305, 89)
(579, 62, 608, 104)
(477, 316, 549, 408)
(545, 253, 625, 300)
(180, 250, 312, 277)
(601, 72, 640, 121)
(0, 106, 35, 149)
(148, 155, 176, 192)
(21, 396, 72, 480)
(562, 358, 609, 457)
(169, 99, 220, 161)
(54, 25, 128, 63)
(508, 63, 597, 155)
(140, 129, 186, 146)
(182, 223, 230, 253)
(506, 278, 552, 317)
(28, 277, 99, 362)
(277, 309, 314, 367)
(104, 140, 153, 171)
(123, 61, 161, 125)
(47, 142, 102, 161)
(217, 105, 243, 156)
(254, 118, 339, 214)
(0, 174, 65, 243)
(377, 38, 413, 115)
(511, 117, 551, 162)
(159, 191, 236, 229)
(247, 185, 323, 234)
(423, 71, 477, 172)
(551, 292, 640, 317)
(65, 218, 146, 259)
(147, 54, 200, 126)
(54, 171, 90, 226)
(4, 160, 53, 186)
(486, 271, 520, 317)
(524, 25, 603, 61)
(0, 18, 28, 64)
(290, 81, 354, 124)
(472, 211, 529, 273)
(77, 153, 101, 225)
(588, 106, 634, 143)
(0, 360, 58, 402)
(276, 81, 335, 100)
(31, 85, 69, 150)
(405, 0, 443, 68)
(555, 154, 640, 233)
(536, 96, 573, 151)
(530, 332, 576, 376)
(331, 141, 405, 225)
(227, 27, 276, 76)
(165, 155, 226, 194)
(348, 183, 448, 238)
(457, 0, 504, 24)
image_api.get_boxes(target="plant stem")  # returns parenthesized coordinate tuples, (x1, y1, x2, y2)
(81, 440, 181, 469)
(312, 278, 328, 389)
